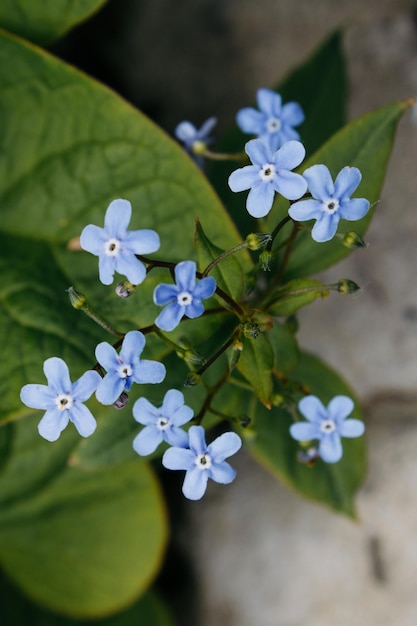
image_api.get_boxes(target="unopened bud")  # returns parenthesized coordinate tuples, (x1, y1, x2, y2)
(241, 322, 260, 339)
(240, 415, 252, 428)
(342, 231, 367, 249)
(181, 349, 206, 366)
(297, 445, 320, 467)
(114, 392, 129, 409)
(184, 372, 201, 387)
(246, 232, 272, 251)
(271, 393, 285, 407)
(115, 280, 136, 298)
(67, 286, 87, 309)
(259, 250, 273, 271)
(337, 278, 361, 295)
(192, 140, 207, 155)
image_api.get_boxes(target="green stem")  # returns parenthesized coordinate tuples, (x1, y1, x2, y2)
(202, 241, 249, 277)
(202, 149, 248, 163)
(274, 221, 299, 283)
(194, 368, 230, 425)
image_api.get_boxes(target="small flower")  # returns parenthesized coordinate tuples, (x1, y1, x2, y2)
(228, 138, 307, 218)
(20, 357, 100, 442)
(95, 330, 166, 405)
(175, 117, 217, 166)
(289, 395, 365, 463)
(80, 198, 160, 285)
(236, 88, 305, 151)
(132, 389, 193, 455)
(162, 425, 242, 500)
(153, 260, 216, 331)
(288, 164, 370, 242)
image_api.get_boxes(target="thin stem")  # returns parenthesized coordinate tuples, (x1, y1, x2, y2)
(202, 241, 248, 277)
(202, 149, 248, 163)
(196, 270, 245, 317)
(274, 221, 299, 283)
(195, 332, 237, 378)
(194, 368, 230, 425)
(266, 215, 292, 252)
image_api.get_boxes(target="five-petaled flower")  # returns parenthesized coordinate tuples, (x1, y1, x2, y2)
(236, 88, 305, 151)
(162, 425, 242, 500)
(95, 330, 166, 405)
(80, 198, 160, 285)
(289, 395, 365, 463)
(228, 138, 307, 218)
(288, 164, 370, 242)
(153, 260, 216, 331)
(20, 357, 101, 442)
(175, 117, 217, 167)
(132, 389, 193, 455)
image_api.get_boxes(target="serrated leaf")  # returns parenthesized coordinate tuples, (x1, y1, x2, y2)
(237, 334, 274, 408)
(0, 1, 109, 46)
(265, 278, 330, 317)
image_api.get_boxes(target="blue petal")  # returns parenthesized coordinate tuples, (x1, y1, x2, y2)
(289, 421, 320, 441)
(70, 403, 97, 437)
(120, 330, 146, 364)
(257, 88, 279, 116)
(209, 461, 236, 484)
(319, 432, 343, 463)
(273, 170, 307, 201)
(43, 357, 71, 393)
(281, 101, 305, 126)
(174, 260, 196, 291)
(38, 409, 69, 442)
(327, 395, 354, 423)
(170, 405, 194, 427)
(184, 301, 205, 319)
(246, 181, 275, 218)
(288, 199, 323, 221)
(236, 108, 264, 135)
(311, 213, 340, 242)
(153, 283, 178, 305)
(80, 224, 106, 255)
(188, 425, 207, 455)
(303, 164, 334, 199)
(273, 140, 305, 171)
(339, 419, 365, 438)
(298, 395, 327, 423)
(279, 126, 301, 144)
(208, 432, 242, 462)
(104, 199, 132, 238)
(175, 121, 197, 144)
(133, 359, 166, 384)
(245, 138, 273, 166)
(192, 276, 216, 300)
(333, 166, 361, 199)
(95, 342, 119, 372)
(165, 427, 189, 448)
(132, 396, 159, 425)
(20, 384, 55, 410)
(95, 373, 125, 405)
(338, 198, 370, 221)
(133, 426, 163, 455)
(197, 116, 217, 140)
(72, 370, 101, 402)
(124, 229, 160, 254)
(162, 389, 185, 417)
(162, 446, 195, 471)
(115, 251, 146, 285)
(228, 165, 259, 192)
(155, 302, 184, 331)
(182, 468, 209, 500)
(98, 255, 116, 285)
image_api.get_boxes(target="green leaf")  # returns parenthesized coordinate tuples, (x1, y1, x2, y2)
(237, 334, 274, 408)
(0, 0, 109, 46)
(248, 351, 366, 516)
(265, 278, 330, 317)
(267, 321, 300, 375)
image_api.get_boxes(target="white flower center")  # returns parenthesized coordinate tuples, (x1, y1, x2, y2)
(55, 393, 73, 411)
(322, 198, 339, 214)
(105, 238, 121, 256)
(156, 416, 170, 431)
(320, 419, 336, 434)
(177, 291, 193, 306)
(266, 117, 282, 133)
(195, 453, 212, 470)
(259, 163, 276, 182)
(117, 362, 132, 379)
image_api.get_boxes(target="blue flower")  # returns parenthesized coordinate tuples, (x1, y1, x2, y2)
(175, 117, 217, 166)
(80, 198, 160, 285)
(228, 138, 307, 218)
(132, 389, 193, 455)
(20, 357, 100, 442)
(153, 260, 216, 331)
(95, 330, 166, 405)
(288, 164, 370, 242)
(289, 395, 365, 463)
(236, 88, 305, 151)
(162, 425, 242, 500)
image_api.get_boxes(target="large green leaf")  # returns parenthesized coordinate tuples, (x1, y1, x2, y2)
(0, 1, 109, 46)
(237, 334, 274, 408)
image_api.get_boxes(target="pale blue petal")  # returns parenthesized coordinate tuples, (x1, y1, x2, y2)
(281, 101, 305, 126)
(72, 370, 101, 402)
(303, 164, 334, 199)
(188, 425, 207, 455)
(338, 198, 370, 221)
(162, 389, 185, 417)
(162, 447, 195, 471)
(319, 432, 343, 463)
(115, 251, 146, 285)
(165, 427, 189, 448)
(98, 255, 116, 285)
(290, 421, 320, 441)
(197, 116, 217, 139)
(298, 395, 327, 423)
(246, 181, 275, 218)
(133, 426, 163, 455)
(192, 276, 216, 300)
(104, 199, 131, 238)
(228, 166, 259, 192)
(339, 419, 365, 438)
(182, 468, 209, 500)
(274, 170, 307, 200)
(44, 357, 71, 393)
(96, 373, 125, 405)
(311, 213, 340, 242)
(124, 229, 160, 254)
(70, 403, 97, 437)
(133, 360, 166, 384)
(174, 260, 196, 291)
(208, 432, 242, 462)
(257, 88, 279, 116)
(38, 409, 69, 442)
(80, 224, 106, 255)
(209, 461, 236, 484)
(20, 384, 55, 410)
(273, 140, 305, 171)
(120, 330, 146, 364)
(132, 397, 159, 425)
(245, 138, 273, 166)
(155, 302, 184, 331)
(175, 121, 197, 144)
(170, 405, 194, 427)
(288, 199, 323, 221)
(153, 283, 178, 305)
(185, 301, 205, 319)
(327, 395, 354, 422)
(333, 166, 361, 198)
(236, 108, 264, 134)
(95, 342, 119, 372)
(278, 127, 301, 144)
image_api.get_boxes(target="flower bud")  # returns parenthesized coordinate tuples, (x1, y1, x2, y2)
(191, 140, 207, 155)
(181, 349, 206, 367)
(337, 278, 361, 295)
(241, 322, 260, 339)
(259, 250, 273, 271)
(184, 372, 201, 387)
(115, 280, 136, 298)
(240, 415, 251, 428)
(297, 445, 320, 466)
(342, 231, 367, 249)
(67, 286, 87, 309)
(245, 232, 272, 251)
(114, 392, 129, 409)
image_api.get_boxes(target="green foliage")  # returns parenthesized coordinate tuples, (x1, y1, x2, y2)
(264, 278, 330, 317)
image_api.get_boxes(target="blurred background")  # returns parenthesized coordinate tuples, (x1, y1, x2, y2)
(53, 1, 417, 624)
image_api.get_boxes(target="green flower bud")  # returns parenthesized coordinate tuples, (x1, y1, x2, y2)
(245, 232, 272, 251)
(240, 415, 252, 428)
(181, 349, 206, 367)
(184, 372, 201, 387)
(67, 286, 87, 309)
(241, 322, 260, 339)
(259, 250, 273, 271)
(191, 140, 207, 155)
(342, 231, 367, 249)
(337, 278, 361, 295)
(115, 280, 136, 298)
